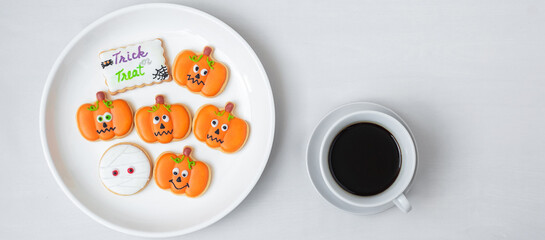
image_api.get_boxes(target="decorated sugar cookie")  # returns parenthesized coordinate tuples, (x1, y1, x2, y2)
(76, 91, 133, 141)
(154, 146, 211, 197)
(99, 39, 171, 95)
(99, 143, 152, 196)
(193, 102, 249, 153)
(172, 46, 228, 97)
(135, 95, 191, 144)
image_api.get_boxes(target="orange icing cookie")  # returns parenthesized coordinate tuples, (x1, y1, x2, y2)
(135, 95, 191, 144)
(154, 146, 211, 197)
(76, 91, 133, 141)
(193, 102, 249, 153)
(172, 46, 228, 97)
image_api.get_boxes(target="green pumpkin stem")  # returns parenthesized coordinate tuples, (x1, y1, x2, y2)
(189, 55, 203, 62)
(103, 100, 113, 108)
(170, 156, 183, 163)
(87, 101, 99, 111)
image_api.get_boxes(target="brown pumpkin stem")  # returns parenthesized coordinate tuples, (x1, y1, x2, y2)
(225, 102, 234, 113)
(203, 46, 212, 56)
(156, 95, 165, 104)
(183, 147, 192, 156)
(96, 91, 106, 101)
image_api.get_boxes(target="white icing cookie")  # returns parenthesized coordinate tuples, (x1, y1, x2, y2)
(99, 39, 170, 94)
(99, 143, 152, 195)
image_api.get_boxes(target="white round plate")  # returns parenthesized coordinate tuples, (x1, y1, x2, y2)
(40, 3, 274, 238)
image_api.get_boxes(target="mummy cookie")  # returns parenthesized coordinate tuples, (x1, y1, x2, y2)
(172, 46, 228, 97)
(99, 39, 170, 95)
(154, 146, 211, 197)
(76, 91, 133, 141)
(99, 143, 152, 195)
(135, 95, 192, 144)
(193, 102, 249, 153)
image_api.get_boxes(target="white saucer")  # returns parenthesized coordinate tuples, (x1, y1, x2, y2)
(306, 102, 417, 215)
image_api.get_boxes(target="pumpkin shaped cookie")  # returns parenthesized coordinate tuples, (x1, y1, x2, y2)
(154, 146, 211, 197)
(172, 46, 228, 97)
(76, 91, 133, 141)
(135, 95, 191, 144)
(193, 102, 249, 153)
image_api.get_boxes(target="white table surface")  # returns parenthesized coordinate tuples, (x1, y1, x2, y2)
(2, 0, 545, 239)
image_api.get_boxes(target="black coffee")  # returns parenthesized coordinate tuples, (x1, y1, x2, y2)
(328, 123, 401, 196)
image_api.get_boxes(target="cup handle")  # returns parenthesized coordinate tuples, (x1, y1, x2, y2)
(393, 193, 412, 213)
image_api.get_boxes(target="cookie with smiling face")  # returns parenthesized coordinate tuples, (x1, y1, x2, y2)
(76, 91, 133, 141)
(154, 146, 211, 197)
(135, 95, 191, 144)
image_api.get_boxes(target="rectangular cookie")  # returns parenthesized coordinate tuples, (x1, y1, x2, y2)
(99, 39, 171, 94)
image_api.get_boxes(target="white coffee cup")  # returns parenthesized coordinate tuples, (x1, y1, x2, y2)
(307, 102, 417, 214)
